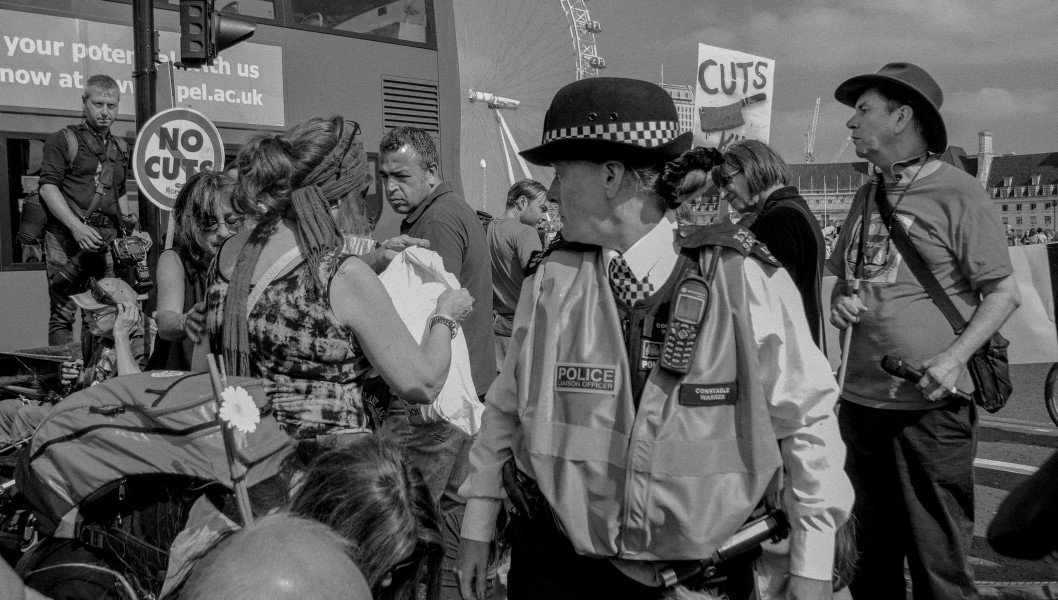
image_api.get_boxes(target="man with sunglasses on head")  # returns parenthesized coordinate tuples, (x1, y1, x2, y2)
(0, 278, 147, 447)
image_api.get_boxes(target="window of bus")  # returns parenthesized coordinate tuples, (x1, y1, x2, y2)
(290, 0, 431, 44)
(1, 134, 48, 270)
(145, 0, 277, 20)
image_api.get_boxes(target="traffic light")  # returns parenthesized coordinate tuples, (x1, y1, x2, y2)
(179, 0, 255, 68)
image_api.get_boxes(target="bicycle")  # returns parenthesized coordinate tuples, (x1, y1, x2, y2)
(1046, 363, 1058, 427)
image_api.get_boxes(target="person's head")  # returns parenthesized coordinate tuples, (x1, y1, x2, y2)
(289, 436, 443, 600)
(82, 74, 120, 133)
(835, 63, 946, 168)
(177, 514, 371, 600)
(709, 139, 792, 212)
(71, 277, 137, 338)
(377, 126, 440, 215)
(520, 78, 692, 246)
(504, 179, 548, 226)
(173, 171, 243, 264)
(234, 116, 371, 225)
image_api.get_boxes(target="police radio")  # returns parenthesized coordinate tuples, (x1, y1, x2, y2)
(659, 275, 710, 374)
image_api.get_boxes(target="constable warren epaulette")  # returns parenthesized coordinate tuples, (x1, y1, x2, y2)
(674, 221, 780, 267)
(524, 234, 597, 277)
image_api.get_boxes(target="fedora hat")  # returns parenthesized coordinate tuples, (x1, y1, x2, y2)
(834, 62, 947, 153)
(520, 77, 693, 167)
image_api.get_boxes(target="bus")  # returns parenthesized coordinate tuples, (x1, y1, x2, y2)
(0, 0, 461, 351)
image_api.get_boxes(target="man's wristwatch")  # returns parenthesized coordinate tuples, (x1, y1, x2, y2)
(430, 314, 459, 339)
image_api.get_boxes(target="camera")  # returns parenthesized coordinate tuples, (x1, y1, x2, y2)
(50, 220, 154, 296)
(110, 234, 154, 294)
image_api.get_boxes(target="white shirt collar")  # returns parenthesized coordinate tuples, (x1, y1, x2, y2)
(604, 211, 680, 285)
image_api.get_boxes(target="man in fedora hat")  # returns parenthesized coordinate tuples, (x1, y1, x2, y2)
(455, 77, 851, 600)
(828, 63, 1020, 599)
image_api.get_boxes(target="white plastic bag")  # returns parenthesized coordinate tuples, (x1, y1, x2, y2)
(376, 247, 483, 435)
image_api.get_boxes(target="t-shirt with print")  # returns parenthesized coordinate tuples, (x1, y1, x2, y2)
(825, 159, 1012, 410)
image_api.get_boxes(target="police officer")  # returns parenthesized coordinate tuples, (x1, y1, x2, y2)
(39, 74, 136, 346)
(454, 78, 853, 600)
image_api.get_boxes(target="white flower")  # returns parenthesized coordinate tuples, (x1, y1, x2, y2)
(219, 386, 259, 433)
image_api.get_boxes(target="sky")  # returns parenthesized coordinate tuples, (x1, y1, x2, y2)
(583, 0, 1058, 163)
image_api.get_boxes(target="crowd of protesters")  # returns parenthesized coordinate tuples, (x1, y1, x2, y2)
(4, 58, 1055, 600)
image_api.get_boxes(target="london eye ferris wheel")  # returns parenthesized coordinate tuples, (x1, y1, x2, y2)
(454, 0, 605, 216)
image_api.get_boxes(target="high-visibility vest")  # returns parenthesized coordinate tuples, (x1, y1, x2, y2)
(513, 236, 783, 561)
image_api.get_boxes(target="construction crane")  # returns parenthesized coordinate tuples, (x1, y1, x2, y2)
(832, 136, 853, 162)
(803, 97, 820, 163)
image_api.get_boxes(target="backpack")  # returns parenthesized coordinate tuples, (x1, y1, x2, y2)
(17, 127, 130, 245)
(17, 371, 292, 538)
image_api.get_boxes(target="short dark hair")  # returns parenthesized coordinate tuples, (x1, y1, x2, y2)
(505, 179, 547, 209)
(289, 436, 443, 600)
(83, 74, 119, 99)
(869, 85, 926, 142)
(379, 126, 438, 172)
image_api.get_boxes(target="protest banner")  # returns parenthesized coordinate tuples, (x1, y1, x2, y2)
(0, 8, 284, 127)
(693, 43, 774, 151)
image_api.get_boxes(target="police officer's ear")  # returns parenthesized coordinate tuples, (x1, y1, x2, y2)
(601, 160, 627, 200)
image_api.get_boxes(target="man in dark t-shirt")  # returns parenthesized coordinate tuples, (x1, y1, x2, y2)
(39, 74, 134, 346)
(378, 126, 496, 600)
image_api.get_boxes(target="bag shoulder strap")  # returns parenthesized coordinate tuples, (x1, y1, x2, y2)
(62, 127, 78, 167)
(872, 178, 968, 334)
(247, 246, 303, 315)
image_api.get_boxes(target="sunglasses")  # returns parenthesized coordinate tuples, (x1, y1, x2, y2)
(712, 167, 743, 188)
(87, 277, 118, 307)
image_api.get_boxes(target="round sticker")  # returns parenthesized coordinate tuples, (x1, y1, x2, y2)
(132, 107, 225, 211)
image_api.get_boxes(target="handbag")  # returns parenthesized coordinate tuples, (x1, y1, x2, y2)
(872, 176, 1012, 412)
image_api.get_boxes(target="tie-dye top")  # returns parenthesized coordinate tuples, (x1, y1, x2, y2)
(205, 249, 372, 438)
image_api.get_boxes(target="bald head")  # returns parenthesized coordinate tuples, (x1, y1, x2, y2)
(181, 514, 371, 600)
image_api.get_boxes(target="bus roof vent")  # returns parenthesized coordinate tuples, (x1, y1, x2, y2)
(382, 76, 440, 134)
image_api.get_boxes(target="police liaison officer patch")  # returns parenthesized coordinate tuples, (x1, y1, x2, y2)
(555, 364, 618, 394)
(679, 381, 738, 406)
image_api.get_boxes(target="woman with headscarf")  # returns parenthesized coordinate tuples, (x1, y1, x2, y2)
(205, 116, 473, 441)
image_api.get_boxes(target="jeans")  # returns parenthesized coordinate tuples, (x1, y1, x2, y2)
(381, 399, 474, 600)
(839, 400, 979, 600)
(44, 227, 113, 346)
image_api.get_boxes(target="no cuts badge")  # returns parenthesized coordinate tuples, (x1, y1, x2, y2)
(132, 107, 224, 211)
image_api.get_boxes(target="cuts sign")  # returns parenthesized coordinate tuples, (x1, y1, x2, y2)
(133, 108, 224, 211)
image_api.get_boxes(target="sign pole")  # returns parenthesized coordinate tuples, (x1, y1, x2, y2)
(133, 0, 164, 310)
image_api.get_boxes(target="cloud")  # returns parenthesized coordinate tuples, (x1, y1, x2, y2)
(668, 0, 1058, 72)
(946, 88, 1058, 119)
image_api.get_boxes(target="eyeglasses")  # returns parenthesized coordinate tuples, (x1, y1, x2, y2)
(87, 277, 118, 307)
(712, 168, 743, 188)
(202, 214, 246, 234)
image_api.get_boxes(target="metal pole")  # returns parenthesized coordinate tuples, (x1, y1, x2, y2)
(132, 0, 163, 309)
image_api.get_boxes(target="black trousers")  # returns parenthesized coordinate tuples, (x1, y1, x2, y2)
(839, 400, 979, 600)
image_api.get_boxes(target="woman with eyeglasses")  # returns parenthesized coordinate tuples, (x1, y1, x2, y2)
(711, 139, 826, 347)
(149, 171, 246, 371)
(206, 116, 473, 441)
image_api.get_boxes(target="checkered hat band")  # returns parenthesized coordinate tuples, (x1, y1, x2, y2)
(542, 121, 679, 147)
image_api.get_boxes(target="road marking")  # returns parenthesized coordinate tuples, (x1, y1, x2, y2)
(974, 458, 1039, 475)
(980, 415, 1058, 435)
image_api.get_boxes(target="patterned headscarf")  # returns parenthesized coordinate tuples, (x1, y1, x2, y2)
(223, 120, 371, 376)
